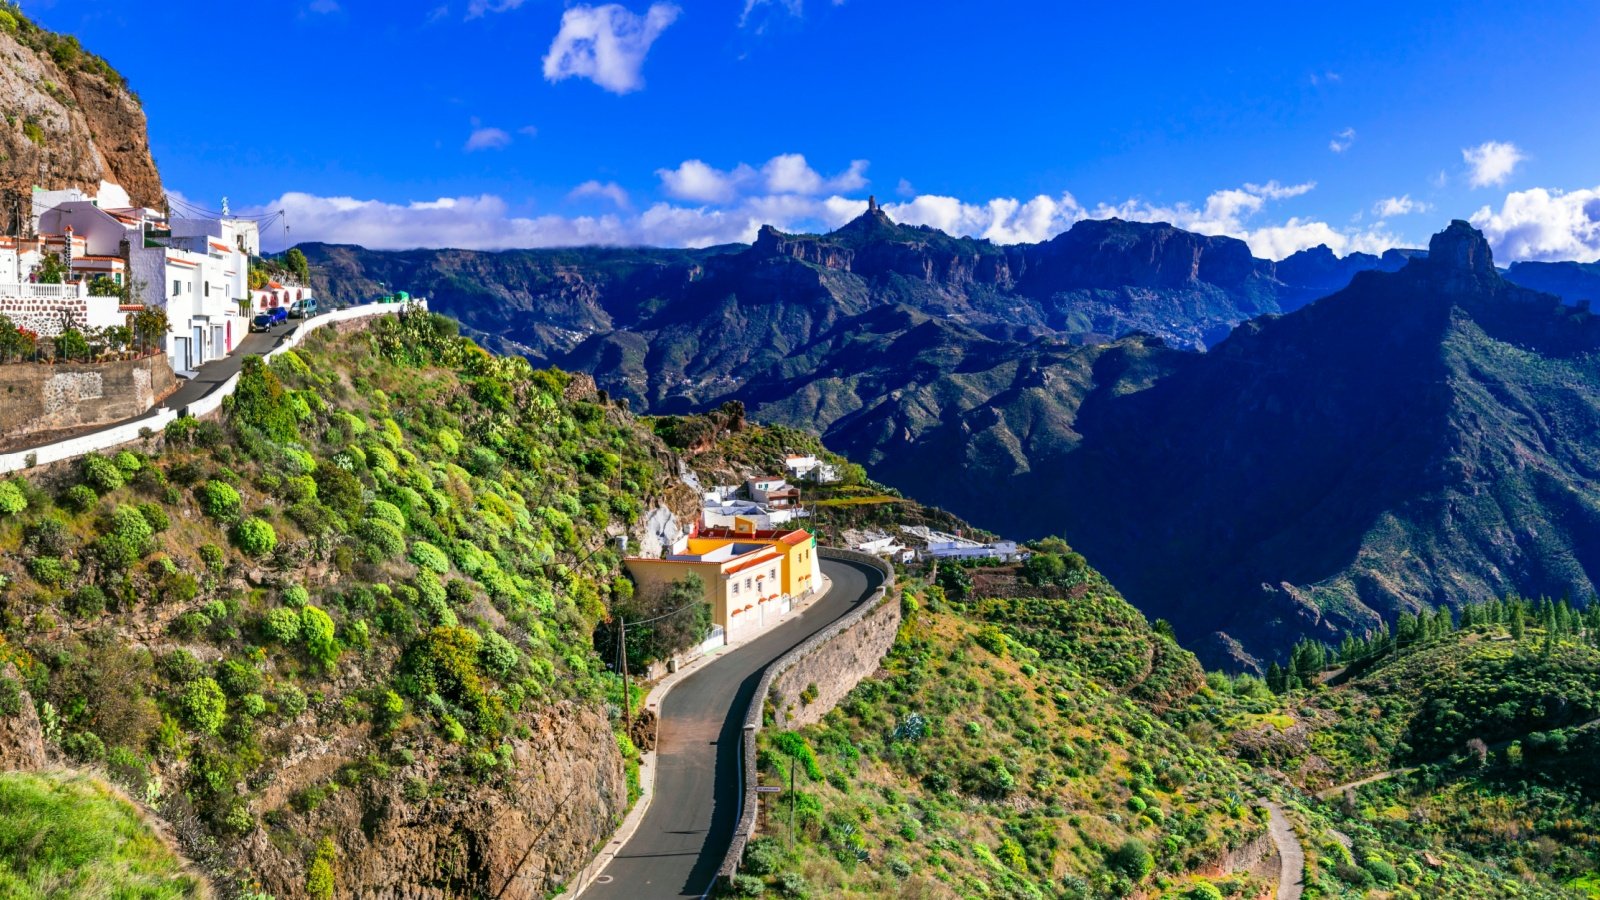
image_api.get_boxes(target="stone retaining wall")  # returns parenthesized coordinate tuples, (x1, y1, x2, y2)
(0, 352, 175, 443)
(720, 548, 895, 886)
(0, 294, 89, 336)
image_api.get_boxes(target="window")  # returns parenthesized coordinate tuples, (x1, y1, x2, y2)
(745, 578, 752, 591)
(769, 568, 777, 580)
(204, 283, 210, 298)
(172, 279, 180, 296)
(732, 582, 739, 596)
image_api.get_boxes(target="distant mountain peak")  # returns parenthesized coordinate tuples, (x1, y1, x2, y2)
(1424, 220, 1498, 285)
(835, 194, 899, 237)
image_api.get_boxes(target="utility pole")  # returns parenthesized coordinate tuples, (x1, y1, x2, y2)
(619, 616, 632, 737)
(788, 755, 796, 848)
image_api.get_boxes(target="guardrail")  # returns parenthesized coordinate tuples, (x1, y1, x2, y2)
(718, 547, 895, 887)
(0, 300, 424, 474)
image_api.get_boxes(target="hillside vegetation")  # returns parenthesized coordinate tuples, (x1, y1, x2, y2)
(0, 310, 695, 896)
(1211, 598, 1600, 897)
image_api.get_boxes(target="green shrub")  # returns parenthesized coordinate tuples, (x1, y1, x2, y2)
(275, 685, 308, 719)
(301, 606, 339, 670)
(198, 481, 242, 523)
(62, 484, 97, 512)
(198, 543, 225, 572)
(366, 499, 407, 530)
(283, 475, 317, 503)
(283, 585, 310, 608)
(232, 517, 277, 557)
(357, 518, 405, 561)
(135, 502, 170, 534)
(1107, 838, 1153, 882)
(96, 504, 154, 568)
(408, 540, 450, 573)
(67, 585, 106, 618)
(26, 556, 73, 588)
(0, 677, 22, 717)
(178, 678, 227, 734)
(80, 454, 124, 494)
(0, 481, 26, 515)
(1183, 884, 1225, 900)
(263, 607, 302, 644)
(479, 629, 520, 678)
(111, 451, 142, 475)
(305, 837, 336, 900)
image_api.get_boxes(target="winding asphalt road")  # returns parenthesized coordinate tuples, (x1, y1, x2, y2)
(583, 557, 884, 900)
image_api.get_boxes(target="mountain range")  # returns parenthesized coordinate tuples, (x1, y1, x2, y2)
(309, 214, 1600, 667)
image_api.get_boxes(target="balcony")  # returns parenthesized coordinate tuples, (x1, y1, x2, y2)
(0, 282, 89, 300)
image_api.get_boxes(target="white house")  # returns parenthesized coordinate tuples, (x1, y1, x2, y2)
(784, 454, 840, 484)
(746, 475, 801, 509)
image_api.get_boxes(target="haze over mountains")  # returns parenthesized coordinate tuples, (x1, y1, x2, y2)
(310, 211, 1600, 666)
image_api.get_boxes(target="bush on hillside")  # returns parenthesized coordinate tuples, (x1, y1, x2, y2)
(198, 481, 242, 522)
(80, 453, 124, 494)
(0, 481, 27, 515)
(231, 517, 276, 557)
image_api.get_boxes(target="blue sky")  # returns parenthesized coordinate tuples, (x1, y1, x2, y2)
(25, 0, 1600, 260)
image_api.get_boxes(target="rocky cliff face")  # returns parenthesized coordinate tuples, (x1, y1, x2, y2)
(237, 703, 625, 900)
(0, 17, 162, 230)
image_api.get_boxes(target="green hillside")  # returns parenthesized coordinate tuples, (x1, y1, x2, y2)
(0, 311, 692, 896)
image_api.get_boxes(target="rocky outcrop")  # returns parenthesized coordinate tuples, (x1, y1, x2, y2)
(240, 702, 625, 900)
(0, 17, 163, 231)
(0, 665, 47, 771)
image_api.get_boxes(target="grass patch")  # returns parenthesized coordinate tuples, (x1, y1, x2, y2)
(0, 770, 206, 899)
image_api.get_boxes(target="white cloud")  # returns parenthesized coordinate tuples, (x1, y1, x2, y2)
(518, 125, 539, 138)
(1086, 181, 1399, 258)
(1469, 186, 1600, 262)
(656, 154, 867, 202)
(1462, 141, 1526, 189)
(1329, 127, 1356, 153)
(569, 180, 633, 209)
(466, 0, 526, 18)
(656, 159, 754, 203)
(740, 0, 803, 26)
(886, 193, 1083, 245)
(895, 178, 916, 198)
(251, 175, 1401, 260)
(464, 126, 511, 151)
(308, 0, 341, 13)
(1373, 195, 1430, 217)
(543, 3, 680, 94)
(760, 154, 868, 194)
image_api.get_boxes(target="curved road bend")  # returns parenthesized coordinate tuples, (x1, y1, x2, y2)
(583, 557, 884, 900)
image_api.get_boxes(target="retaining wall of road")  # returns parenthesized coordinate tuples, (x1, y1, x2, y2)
(0, 352, 176, 445)
(0, 301, 422, 474)
(720, 548, 896, 886)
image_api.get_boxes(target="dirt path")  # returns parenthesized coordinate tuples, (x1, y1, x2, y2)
(1263, 801, 1304, 900)
(1315, 766, 1416, 800)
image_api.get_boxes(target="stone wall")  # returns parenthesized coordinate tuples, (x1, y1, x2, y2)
(768, 572, 901, 730)
(0, 352, 175, 443)
(721, 548, 895, 885)
(0, 294, 89, 336)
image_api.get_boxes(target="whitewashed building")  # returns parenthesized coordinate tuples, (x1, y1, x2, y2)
(784, 454, 840, 484)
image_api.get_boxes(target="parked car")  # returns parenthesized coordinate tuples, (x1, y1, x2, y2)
(251, 306, 289, 331)
(288, 298, 319, 319)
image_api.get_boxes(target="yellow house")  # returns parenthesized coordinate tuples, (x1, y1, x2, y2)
(624, 539, 788, 640)
(696, 524, 822, 600)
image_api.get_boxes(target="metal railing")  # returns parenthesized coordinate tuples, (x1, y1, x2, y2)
(0, 282, 89, 299)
